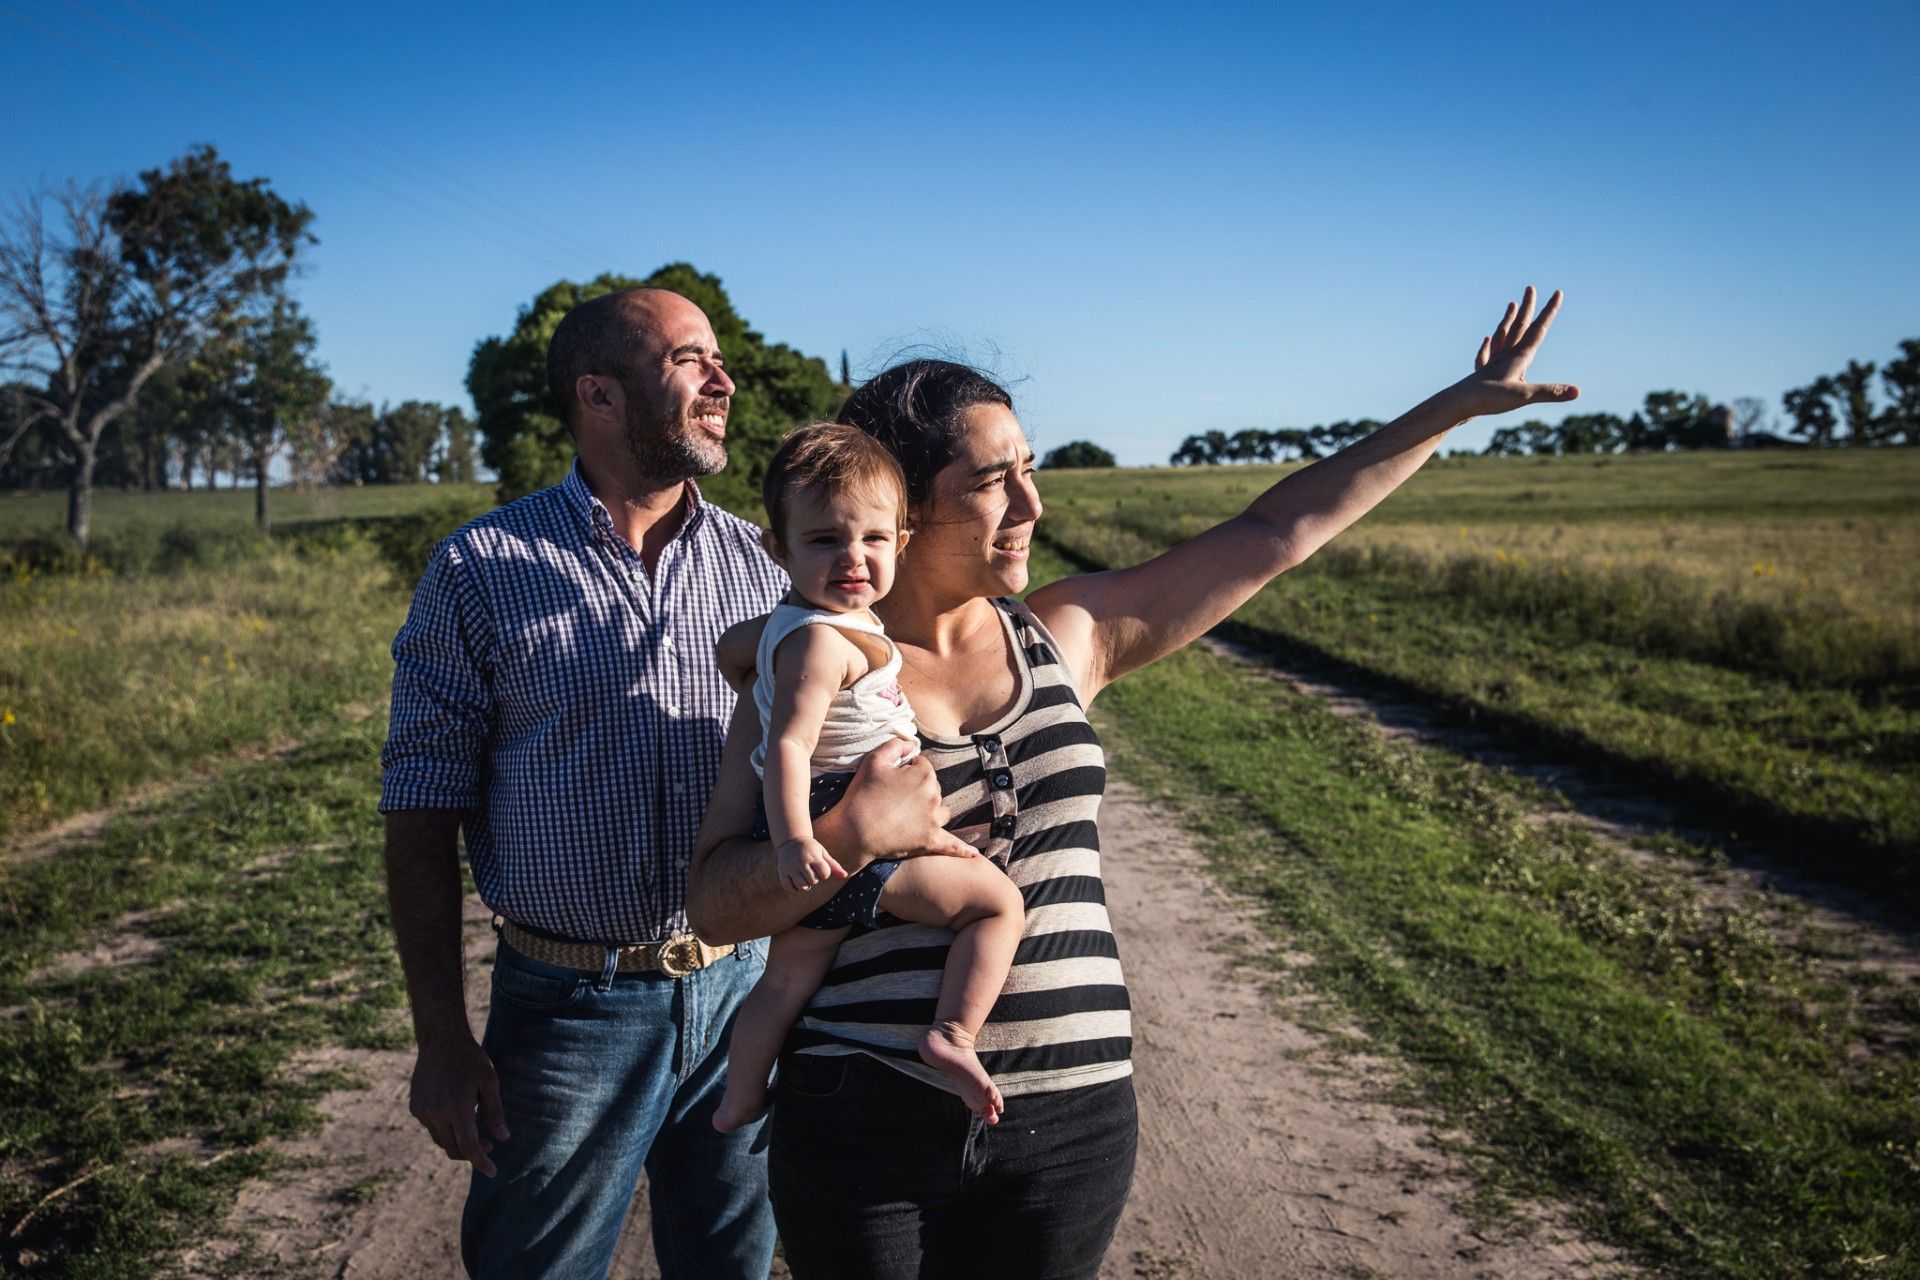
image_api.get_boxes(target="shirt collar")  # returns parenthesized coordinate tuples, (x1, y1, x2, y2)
(562, 458, 709, 545)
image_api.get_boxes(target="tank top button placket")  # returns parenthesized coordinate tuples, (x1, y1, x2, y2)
(974, 733, 1017, 865)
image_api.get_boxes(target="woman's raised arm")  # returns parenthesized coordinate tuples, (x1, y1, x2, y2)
(1030, 287, 1577, 701)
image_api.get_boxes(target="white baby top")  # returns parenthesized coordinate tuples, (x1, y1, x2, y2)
(750, 602, 919, 777)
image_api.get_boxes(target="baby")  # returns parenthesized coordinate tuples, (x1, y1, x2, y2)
(710, 422, 1025, 1133)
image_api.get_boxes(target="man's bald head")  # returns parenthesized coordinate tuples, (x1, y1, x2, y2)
(545, 287, 708, 432)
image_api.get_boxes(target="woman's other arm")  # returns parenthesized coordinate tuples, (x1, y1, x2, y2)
(1033, 287, 1577, 700)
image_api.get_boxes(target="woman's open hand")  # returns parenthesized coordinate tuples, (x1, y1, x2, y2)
(1449, 286, 1579, 420)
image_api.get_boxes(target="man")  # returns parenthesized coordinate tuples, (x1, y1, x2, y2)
(379, 287, 953, 1279)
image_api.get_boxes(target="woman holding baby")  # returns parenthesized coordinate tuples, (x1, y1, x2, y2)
(688, 287, 1576, 1279)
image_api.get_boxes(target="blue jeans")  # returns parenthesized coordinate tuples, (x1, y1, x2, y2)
(461, 937, 775, 1280)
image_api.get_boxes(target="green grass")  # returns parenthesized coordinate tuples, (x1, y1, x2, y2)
(1039, 451, 1920, 897)
(0, 488, 486, 1276)
(2, 465, 1913, 1276)
(1082, 593, 1920, 1277)
(0, 483, 497, 540)
(0, 538, 408, 842)
(0, 714, 411, 1278)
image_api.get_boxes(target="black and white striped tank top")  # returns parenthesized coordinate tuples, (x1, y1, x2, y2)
(789, 596, 1133, 1097)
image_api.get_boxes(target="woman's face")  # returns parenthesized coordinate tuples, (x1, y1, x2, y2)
(907, 402, 1043, 600)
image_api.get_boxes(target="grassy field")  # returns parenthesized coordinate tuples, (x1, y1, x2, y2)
(2, 457, 1917, 1277)
(0, 716, 407, 1277)
(0, 482, 498, 539)
(1, 493, 449, 1276)
(1040, 449, 1920, 898)
(1082, 611, 1920, 1278)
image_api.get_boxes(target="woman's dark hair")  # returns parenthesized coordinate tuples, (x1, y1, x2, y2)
(836, 360, 1014, 509)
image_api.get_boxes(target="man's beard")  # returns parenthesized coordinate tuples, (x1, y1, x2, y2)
(624, 396, 727, 483)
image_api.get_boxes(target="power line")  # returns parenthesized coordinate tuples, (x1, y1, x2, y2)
(108, 0, 621, 268)
(51, 0, 616, 270)
(0, 3, 583, 276)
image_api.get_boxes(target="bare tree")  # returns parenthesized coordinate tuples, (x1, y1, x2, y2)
(0, 147, 311, 549)
(1730, 396, 1769, 439)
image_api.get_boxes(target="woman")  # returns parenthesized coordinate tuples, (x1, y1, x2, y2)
(688, 288, 1575, 1279)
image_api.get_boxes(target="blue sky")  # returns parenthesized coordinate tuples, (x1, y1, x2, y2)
(3, 0, 1916, 462)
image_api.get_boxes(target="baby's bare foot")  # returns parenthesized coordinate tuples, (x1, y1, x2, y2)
(712, 1086, 770, 1134)
(919, 1022, 1003, 1125)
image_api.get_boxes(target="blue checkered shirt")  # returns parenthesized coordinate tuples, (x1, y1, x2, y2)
(379, 462, 787, 942)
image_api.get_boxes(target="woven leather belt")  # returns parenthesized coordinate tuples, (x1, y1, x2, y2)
(497, 920, 733, 978)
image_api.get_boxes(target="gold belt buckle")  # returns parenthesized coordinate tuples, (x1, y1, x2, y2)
(655, 932, 704, 979)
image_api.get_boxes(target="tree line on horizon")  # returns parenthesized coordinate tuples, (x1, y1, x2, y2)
(0, 145, 852, 550)
(1167, 345, 1920, 466)
(0, 145, 485, 544)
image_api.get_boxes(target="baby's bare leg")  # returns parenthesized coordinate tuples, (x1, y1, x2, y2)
(712, 925, 848, 1133)
(878, 857, 1025, 1124)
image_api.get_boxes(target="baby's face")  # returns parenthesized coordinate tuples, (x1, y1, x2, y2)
(776, 483, 907, 613)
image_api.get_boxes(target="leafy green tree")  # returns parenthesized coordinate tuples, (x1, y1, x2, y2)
(1783, 376, 1840, 446)
(1274, 428, 1320, 460)
(318, 399, 378, 484)
(334, 400, 457, 484)
(0, 145, 313, 547)
(223, 297, 329, 531)
(436, 407, 479, 483)
(1638, 390, 1712, 450)
(1169, 435, 1212, 465)
(1881, 339, 1920, 445)
(1040, 440, 1116, 468)
(118, 362, 192, 490)
(1829, 359, 1881, 444)
(467, 263, 843, 505)
(1227, 428, 1272, 462)
(381, 401, 449, 483)
(1556, 412, 1628, 453)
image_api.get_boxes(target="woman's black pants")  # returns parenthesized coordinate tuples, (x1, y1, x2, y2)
(768, 1052, 1138, 1280)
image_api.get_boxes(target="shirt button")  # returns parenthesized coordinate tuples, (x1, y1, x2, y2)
(667, 705, 681, 718)
(662, 634, 675, 648)
(991, 771, 1012, 789)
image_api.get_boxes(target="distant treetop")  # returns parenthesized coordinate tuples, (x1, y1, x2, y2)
(1041, 440, 1117, 469)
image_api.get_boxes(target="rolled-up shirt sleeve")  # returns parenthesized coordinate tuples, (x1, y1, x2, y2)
(379, 537, 494, 813)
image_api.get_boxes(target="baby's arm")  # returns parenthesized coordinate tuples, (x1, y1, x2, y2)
(766, 626, 863, 890)
(715, 615, 767, 697)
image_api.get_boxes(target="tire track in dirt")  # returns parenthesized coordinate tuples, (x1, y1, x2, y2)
(0, 700, 384, 870)
(1097, 777, 1619, 1280)
(1198, 636, 1920, 1008)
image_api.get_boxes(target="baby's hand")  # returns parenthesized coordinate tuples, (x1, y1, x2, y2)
(778, 837, 847, 892)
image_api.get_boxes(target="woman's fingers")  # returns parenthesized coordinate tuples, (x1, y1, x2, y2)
(1525, 381, 1581, 403)
(1476, 335, 1493, 370)
(1492, 300, 1518, 349)
(931, 827, 985, 857)
(1511, 285, 1536, 348)
(869, 736, 919, 769)
(1518, 288, 1564, 353)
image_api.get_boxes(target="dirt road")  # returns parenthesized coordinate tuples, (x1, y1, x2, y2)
(199, 773, 1619, 1279)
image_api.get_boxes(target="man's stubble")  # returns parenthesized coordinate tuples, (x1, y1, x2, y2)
(624, 392, 728, 485)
